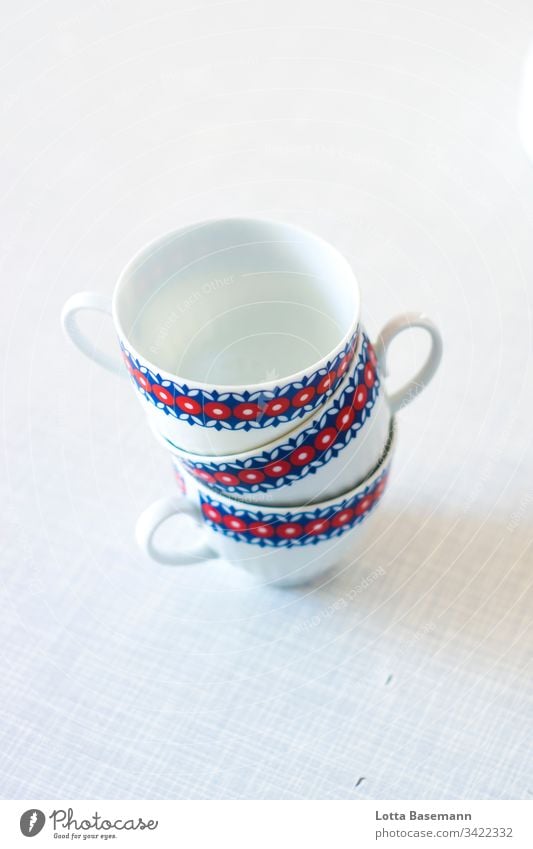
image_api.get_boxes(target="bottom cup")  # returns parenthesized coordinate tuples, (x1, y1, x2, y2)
(136, 420, 396, 587)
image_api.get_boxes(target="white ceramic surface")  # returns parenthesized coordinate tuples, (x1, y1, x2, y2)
(155, 315, 441, 506)
(61, 217, 362, 455)
(519, 44, 533, 163)
(136, 420, 396, 587)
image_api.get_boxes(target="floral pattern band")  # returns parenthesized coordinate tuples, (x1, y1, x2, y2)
(170, 334, 380, 495)
(120, 326, 359, 431)
(199, 466, 390, 547)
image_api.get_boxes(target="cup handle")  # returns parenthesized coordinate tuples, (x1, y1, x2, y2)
(61, 291, 125, 377)
(374, 312, 443, 414)
(135, 495, 219, 566)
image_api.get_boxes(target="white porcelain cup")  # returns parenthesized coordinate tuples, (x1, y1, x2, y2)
(154, 318, 441, 506)
(61, 218, 364, 455)
(135, 420, 396, 587)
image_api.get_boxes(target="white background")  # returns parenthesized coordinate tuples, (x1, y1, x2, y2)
(1, 0, 532, 800)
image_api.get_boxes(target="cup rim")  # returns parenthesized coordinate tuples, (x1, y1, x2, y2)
(112, 216, 361, 393)
(182, 417, 397, 515)
(150, 328, 367, 462)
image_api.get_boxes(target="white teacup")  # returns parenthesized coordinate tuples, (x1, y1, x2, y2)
(154, 320, 441, 506)
(135, 420, 397, 587)
(62, 218, 363, 455)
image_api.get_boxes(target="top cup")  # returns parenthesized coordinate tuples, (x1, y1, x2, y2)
(62, 218, 361, 455)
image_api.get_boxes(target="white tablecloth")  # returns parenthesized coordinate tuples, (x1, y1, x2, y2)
(1, 0, 532, 800)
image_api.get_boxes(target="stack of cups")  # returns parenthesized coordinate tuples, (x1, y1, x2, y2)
(62, 219, 442, 587)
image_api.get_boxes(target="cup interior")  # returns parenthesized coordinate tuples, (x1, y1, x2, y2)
(115, 218, 359, 386)
(154, 328, 366, 464)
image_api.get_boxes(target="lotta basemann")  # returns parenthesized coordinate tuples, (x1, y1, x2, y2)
(376, 811, 472, 821)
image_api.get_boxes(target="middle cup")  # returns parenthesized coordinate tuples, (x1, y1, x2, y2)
(153, 314, 442, 507)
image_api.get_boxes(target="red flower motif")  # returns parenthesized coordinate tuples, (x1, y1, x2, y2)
(352, 384, 368, 411)
(263, 397, 291, 417)
(305, 518, 331, 536)
(289, 445, 316, 467)
(292, 386, 316, 408)
(336, 405, 355, 432)
(314, 427, 337, 452)
(336, 354, 351, 378)
(152, 384, 174, 405)
(264, 459, 292, 478)
(364, 362, 375, 389)
(133, 370, 151, 391)
(276, 522, 304, 539)
(372, 477, 388, 501)
(317, 371, 336, 394)
(368, 343, 378, 368)
(194, 468, 216, 484)
(204, 401, 231, 420)
(214, 471, 240, 486)
(248, 521, 275, 538)
(174, 469, 186, 494)
(202, 503, 222, 523)
(122, 353, 134, 373)
(222, 514, 248, 531)
(234, 402, 261, 421)
(238, 469, 266, 484)
(175, 395, 202, 415)
(331, 508, 354, 528)
(354, 495, 373, 516)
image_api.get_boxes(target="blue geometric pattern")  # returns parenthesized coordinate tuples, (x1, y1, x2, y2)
(199, 464, 391, 548)
(170, 334, 380, 495)
(120, 326, 359, 431)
